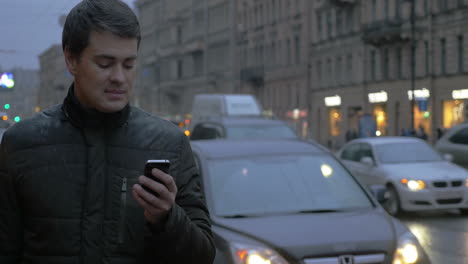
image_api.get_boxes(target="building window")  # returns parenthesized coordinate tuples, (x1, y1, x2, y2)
(295, 35, 300, 64)
(372, 0, 377, 21)
(272, 41, 276, 66)
(193, 51, 204, 76)
(287, 39, 291, 65)
(459, 0, 465, 7)
(370, 50, 376, 81)
(397, 47, 402, 79)
(327, 58, 332, 86)
(317, 60, 322, 85)
(424, 0, 429, 15)
(176, 25, 182, 44)
(382, 48, 389, 80)
(336, 57, 342, 84)
(384, 0, 389, 20)
(441, 38, 446, 75)
(458, 35, 464, 73)
(327, 11, 332, 39)
(424, 41, 429, 75)
(177, 59, 183, 79)
(272, 0, 276, 21)
(347, 54, 353, 83)
(439, 0, 447, 12)
(346, 9, 354, 33)
(336, 10, 342, 35)
(317, 12, 323, 40)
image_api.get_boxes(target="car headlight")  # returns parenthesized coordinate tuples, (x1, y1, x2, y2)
(393, 232, 421, 264)
(230, 242, 289, 264)
(401, 179, 426, 191)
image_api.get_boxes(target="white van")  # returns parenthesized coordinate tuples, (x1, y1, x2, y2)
(191, 94, 262, 117)
(189, 94, 263, 130)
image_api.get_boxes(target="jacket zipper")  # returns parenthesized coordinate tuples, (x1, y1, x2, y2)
(118, 177, 127, 244)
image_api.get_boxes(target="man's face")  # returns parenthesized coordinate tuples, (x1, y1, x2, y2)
(65, 30, 138, 113)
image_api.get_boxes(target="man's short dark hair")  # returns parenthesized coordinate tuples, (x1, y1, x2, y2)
(62, 0, 141, 58)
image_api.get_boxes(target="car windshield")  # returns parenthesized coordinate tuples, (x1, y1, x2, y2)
(375, 142, 443, 164)
(206, 154, 373, 217)
(225, 124, 297, 139)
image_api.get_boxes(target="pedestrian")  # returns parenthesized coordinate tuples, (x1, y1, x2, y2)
(0, 1, 215, 263)
(416, 125, 428, 141)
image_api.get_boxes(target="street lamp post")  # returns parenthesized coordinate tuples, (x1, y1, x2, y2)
(409, 0, 416, 132)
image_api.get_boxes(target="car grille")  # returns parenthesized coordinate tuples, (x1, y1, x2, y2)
(433, 181, 448, 188)
(452, 180, 463, 187)
(304, 253, 385, 264)
(437, 198, 463, 204)
(433, 180, 463, 188)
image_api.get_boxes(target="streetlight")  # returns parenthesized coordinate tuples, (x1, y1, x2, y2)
(408, 0, 416, 132)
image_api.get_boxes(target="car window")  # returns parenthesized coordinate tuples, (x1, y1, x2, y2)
(341, 143, 360, 162)
(225, 124, 297, 139)
(206, 154, 373, 217)
(375, 142, 443, 164)
(449, 127, 468, 145)
(190, 124, 223, 140)
(359, 143, 375, 162)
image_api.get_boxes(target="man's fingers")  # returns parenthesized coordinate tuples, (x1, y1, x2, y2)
(132, 187, 154, 210)
(133, 184, 163, 205)
(151, 168, 177, 193)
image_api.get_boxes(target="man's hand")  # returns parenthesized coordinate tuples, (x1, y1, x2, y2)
(132, 168, 177, 226)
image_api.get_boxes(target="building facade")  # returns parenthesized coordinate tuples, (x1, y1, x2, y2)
(37, 44, 73, 111)
(135, 0, 238, 119)
(310, 0, 468, 148)
(237, 0, 311, 137)
(0, 68, 40, 124)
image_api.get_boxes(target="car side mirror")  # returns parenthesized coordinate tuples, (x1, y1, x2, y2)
(360, 156, 374, 167)
(443, 153, 454, 162)
(369, 185, 389, 204)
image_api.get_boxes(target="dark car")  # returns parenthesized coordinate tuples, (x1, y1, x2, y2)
(434, 123, 468, 169)
(191, 139, 430, 264)
(189, 117, 297, 140)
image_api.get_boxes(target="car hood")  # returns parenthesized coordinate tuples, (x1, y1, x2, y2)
(381, 161, 468, 181)
(214, 209, 395, 259)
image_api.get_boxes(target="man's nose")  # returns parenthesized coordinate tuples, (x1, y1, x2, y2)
(110, 65, 125, 83)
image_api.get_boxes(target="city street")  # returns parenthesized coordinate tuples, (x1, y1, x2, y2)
(400, 210, 468, 264)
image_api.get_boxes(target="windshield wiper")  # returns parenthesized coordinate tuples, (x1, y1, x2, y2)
(221, 214, 255, 218)
(296, 209, 344, 214)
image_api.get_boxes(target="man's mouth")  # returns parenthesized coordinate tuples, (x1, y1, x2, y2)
(105, 89, 125, 94)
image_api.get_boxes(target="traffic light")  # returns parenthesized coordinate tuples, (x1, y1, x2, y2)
(14, 116, 20, 122)
(2, 115, 8, 121)
(4, 103, 10, 110)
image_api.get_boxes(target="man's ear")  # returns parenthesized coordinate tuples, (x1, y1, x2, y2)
(64, 48, 77, 75)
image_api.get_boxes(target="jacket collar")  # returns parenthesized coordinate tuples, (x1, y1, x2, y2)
(62, 84, 130, 129)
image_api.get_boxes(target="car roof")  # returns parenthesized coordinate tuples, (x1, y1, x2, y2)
(191, 139, 326, 159)
(348, 136, 426, 146)
(197, 117, 288, 126)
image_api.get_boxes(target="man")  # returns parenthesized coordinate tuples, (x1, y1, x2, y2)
(0, 0, 215, 263)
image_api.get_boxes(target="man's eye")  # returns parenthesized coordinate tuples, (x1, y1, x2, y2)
(124, 64, 135, 69)
(98, 63, 111, 69)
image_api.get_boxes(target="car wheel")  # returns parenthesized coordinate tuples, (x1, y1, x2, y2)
(459, 208, 468, 215)
(383, 186, 402, 216)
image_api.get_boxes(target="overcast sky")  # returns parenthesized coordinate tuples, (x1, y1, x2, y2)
(0, 0, 135, 70)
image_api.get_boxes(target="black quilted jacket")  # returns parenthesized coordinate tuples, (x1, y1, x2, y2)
(0, 88, 215, 264)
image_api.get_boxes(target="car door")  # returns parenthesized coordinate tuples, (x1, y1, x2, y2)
(339, 143, 364, 178)
(356, 143, 385, 186)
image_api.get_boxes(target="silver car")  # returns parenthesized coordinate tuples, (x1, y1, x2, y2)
(337, 137, 468, 216)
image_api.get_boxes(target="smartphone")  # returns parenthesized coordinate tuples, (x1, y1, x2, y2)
(142, 159, 171, 196)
